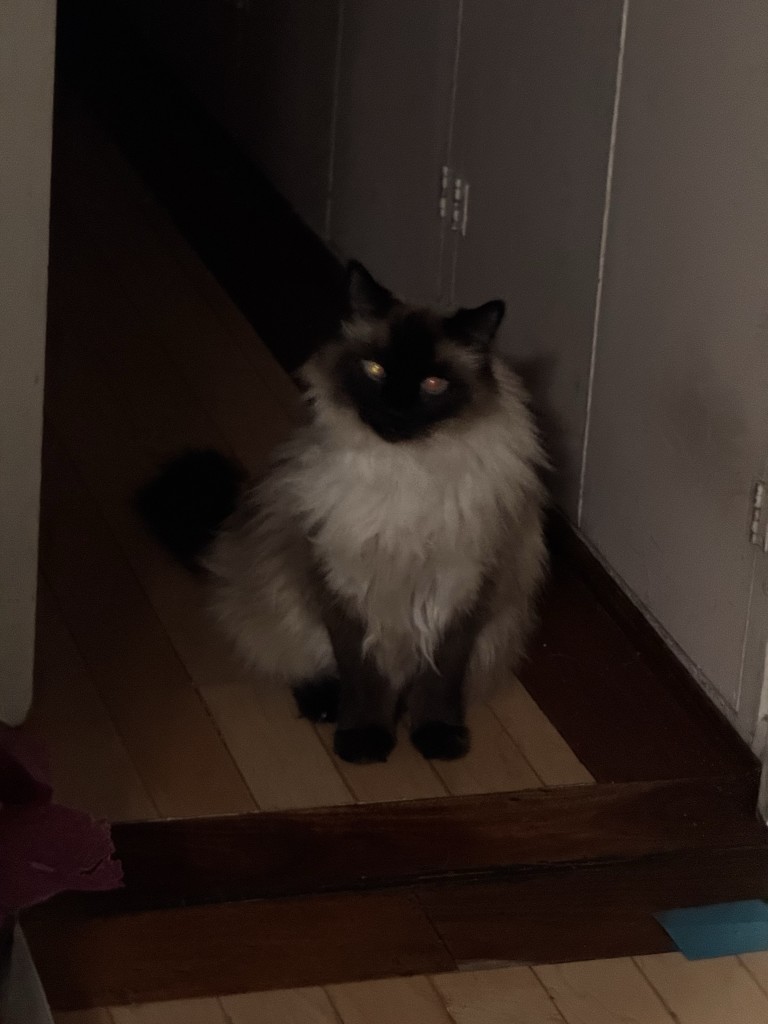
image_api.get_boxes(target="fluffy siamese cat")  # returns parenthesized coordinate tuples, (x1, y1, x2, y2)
(140, 262, 547, 764)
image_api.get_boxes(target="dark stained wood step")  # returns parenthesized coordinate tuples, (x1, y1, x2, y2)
(69, 775, 765, 913)
(23, 775, 768, 1007)
(27, 844, 768, 1009)
(419, 845, 768, 968)
(26, 889, 454, 1010)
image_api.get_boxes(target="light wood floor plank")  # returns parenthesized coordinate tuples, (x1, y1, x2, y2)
(432, 966, 567, 1023)
(45, 172, 350, 814)
(39, 434, 256, 818)
(740, 951, 768, 997)
(110, 999, 228, 1024)
(45, 345, 250, 693)
(118, 252, 295, 476)
(62, 955, 768, 1024)
(488, 682, 594, 786)
(46, 263, 231, 466)
(24, 579, 157, 822)
(200, 683, 354, 810)
(136, 195, 302, 420)
(76, 209, 294, 476)
(327, 977, 453, 1024)
(46, 323, 352, 811)
(221, 986, 341, 1024)
(635, 952, 768, 1023)
(54, 1011, 115, 1024)
(315, 723, 448, 804)
(535, 958, 674, 1023)
(433, 703, 541, 795)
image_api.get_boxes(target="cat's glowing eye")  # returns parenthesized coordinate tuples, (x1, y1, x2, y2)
(421, 376, 449, 396)
(362, 359, 386, 381)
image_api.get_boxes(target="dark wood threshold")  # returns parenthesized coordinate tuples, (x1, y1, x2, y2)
(36, 775, 766, 913)
(24, 774, 768, 1007)
(27, 841, 768, 1009)
(36, 1, 767, 1009)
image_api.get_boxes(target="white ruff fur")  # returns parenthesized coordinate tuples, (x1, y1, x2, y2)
(205, 357, 546, 693)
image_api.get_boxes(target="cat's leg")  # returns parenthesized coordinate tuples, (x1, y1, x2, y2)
(292, 676, 341, 723)
(408, 606, 484, 761)
(321, 600, 398, 764)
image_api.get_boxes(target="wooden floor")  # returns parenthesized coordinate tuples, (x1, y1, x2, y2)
(53, 951, 768, 1024)
(24, 100, 592, 823)
(22, 86, 768, 1018)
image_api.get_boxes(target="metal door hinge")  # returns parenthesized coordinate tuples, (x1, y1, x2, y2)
(439, 165, 451, 219)
(750, 481, 768, 551)
(439, 167, 469, 236)
(451, 177, 469, 236)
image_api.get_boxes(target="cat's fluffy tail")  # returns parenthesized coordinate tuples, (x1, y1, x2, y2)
(136, 449, 246, 571)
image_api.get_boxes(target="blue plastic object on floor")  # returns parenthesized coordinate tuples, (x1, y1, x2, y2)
(655, 901, 768, 960)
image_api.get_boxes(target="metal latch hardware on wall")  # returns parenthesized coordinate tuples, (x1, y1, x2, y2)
(750, 481, 768, 552)
(439, 166, 469, 236)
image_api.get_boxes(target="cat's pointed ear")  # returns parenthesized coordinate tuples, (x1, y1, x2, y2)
(346, 260, 395, 320)
(445, 300, 506, 349)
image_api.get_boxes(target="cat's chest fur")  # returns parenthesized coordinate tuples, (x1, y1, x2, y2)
(284, 426, 513, 678)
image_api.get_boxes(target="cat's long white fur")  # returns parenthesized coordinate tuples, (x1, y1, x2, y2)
(205, 355, 547, 695)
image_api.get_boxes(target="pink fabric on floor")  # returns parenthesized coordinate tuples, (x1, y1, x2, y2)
(0, 728, 51, 807)
(0, 724, 123, 928)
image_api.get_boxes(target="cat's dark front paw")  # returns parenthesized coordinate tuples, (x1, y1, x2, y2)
(292, 677, 341, 723)
(411, 722, 470, 760)
(334, 725, 395, 764)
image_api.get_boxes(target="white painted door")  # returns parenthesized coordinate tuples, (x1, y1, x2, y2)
(0, 0, 57, 724)
(327, 0, 459, 304)
(579, 1, 768, 740)
(448, 0, 625, 512)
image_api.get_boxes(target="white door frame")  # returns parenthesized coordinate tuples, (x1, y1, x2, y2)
(755, 658, 768, 822)
(0, 1, 57, 725)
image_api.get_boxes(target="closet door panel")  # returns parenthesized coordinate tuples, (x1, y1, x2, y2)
(581, 1, 768, 720)
(328, 1, 459, 303)
(451, 0, 624, 511)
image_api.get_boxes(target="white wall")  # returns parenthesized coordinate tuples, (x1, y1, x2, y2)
(447, 0, 624, 511)
(0, 1, 57, 725)
(581, 0, 768, 743)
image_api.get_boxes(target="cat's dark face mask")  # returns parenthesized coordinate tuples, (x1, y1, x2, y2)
(326, 261, 505, 443)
